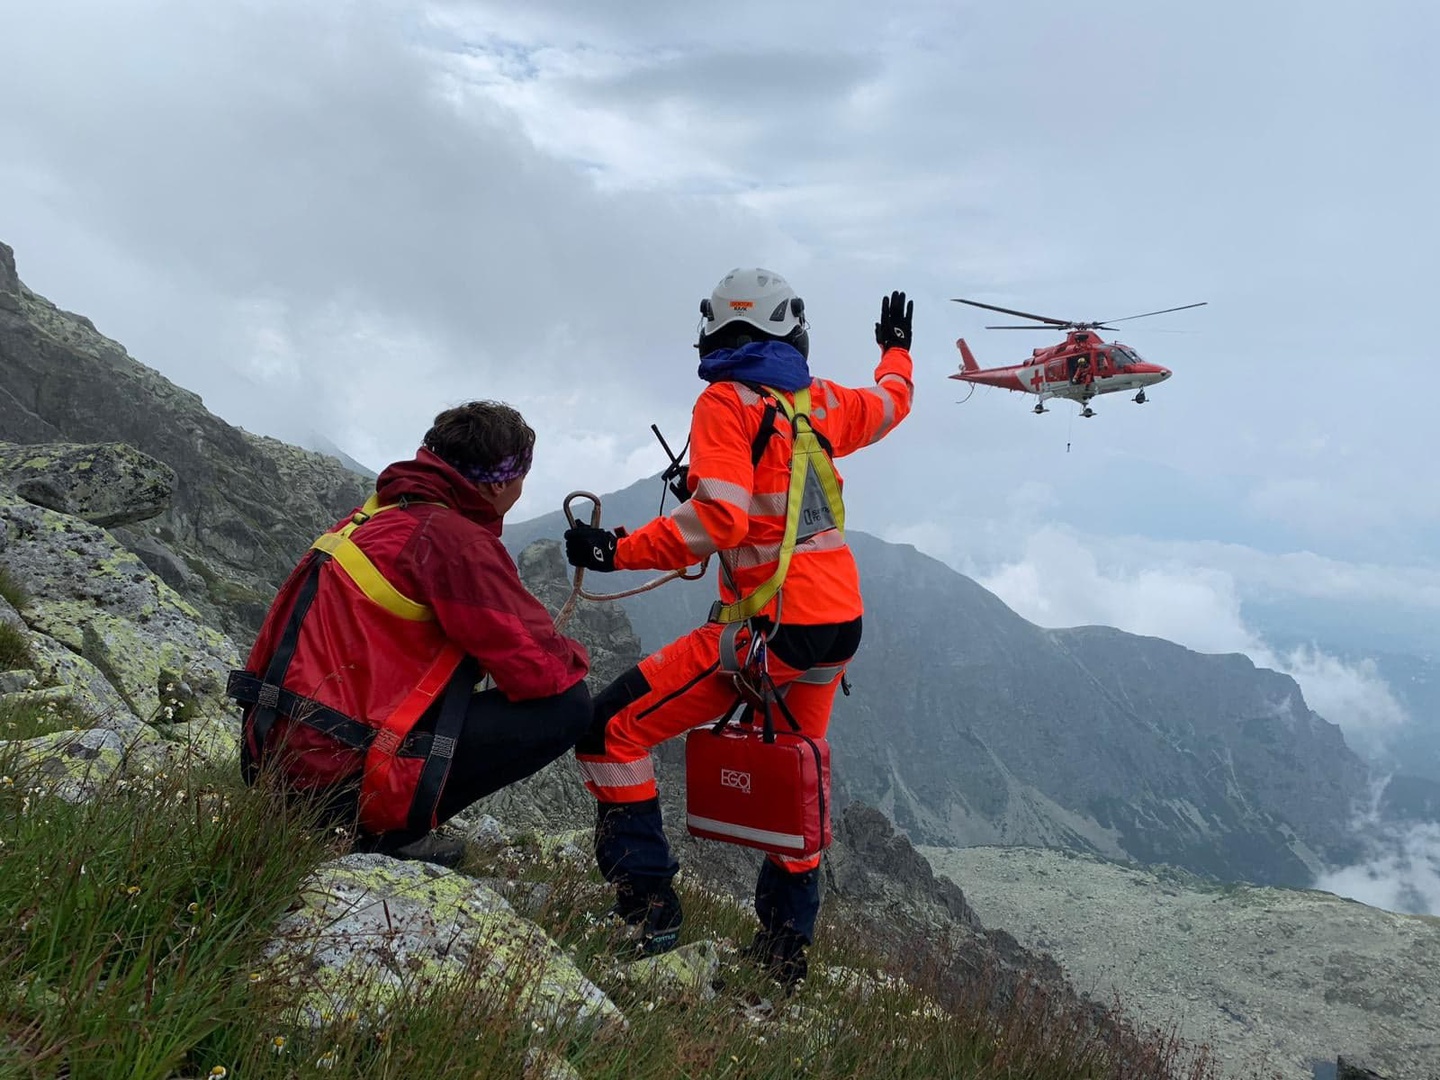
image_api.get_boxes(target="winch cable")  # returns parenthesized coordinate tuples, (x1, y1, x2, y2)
(554, 490, 707, 632)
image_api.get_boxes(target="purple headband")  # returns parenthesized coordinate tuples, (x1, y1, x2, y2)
(457, 446, 533, 485)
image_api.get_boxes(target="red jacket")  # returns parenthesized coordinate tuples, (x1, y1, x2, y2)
(616, 347, 914, 624)
(245, 448, 590, 787)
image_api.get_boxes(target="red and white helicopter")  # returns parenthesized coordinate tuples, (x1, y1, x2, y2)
(949, 298, 1206, 417)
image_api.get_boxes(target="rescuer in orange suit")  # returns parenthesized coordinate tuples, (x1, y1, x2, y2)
(564, 268, 914, 987)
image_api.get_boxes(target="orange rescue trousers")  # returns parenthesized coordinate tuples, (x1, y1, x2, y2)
(576, 617, 861, 875)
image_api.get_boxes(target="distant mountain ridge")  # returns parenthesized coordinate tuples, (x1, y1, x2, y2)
(506, 475, 1372, 886)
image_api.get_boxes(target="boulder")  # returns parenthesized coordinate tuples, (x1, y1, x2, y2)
(1, 727, 127, 803)
(618, 940, 721, 1004)
(263, 854, 625, 1036)
(0, 441, 175, 527)
(0, 488, 239, 720)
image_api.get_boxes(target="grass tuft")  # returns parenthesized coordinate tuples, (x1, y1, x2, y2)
(0, 620, 34, 671)
(0, 565, 29, 611)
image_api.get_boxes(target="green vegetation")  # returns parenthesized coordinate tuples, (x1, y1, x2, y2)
(0, 694, 92, 741)
(0, 621, 34, 672)
(0, 747, 1222, 1080)
(0, 566, 29, 611)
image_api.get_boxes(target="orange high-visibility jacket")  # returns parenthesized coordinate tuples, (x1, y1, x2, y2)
(615, 347, 914, 625)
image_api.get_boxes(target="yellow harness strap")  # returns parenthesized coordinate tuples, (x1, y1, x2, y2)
(309, 494, 438, 622)
(712, 386, 846, 624)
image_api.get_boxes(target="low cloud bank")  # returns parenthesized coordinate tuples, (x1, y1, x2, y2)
(1314, 781, 1440, 916)
(970, 526, 1410, 760)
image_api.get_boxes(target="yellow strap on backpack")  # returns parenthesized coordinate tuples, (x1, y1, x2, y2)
(712, 386, 846, 624)
(309, 494, 435, 622)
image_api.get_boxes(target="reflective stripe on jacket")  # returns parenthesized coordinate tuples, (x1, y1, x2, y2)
(615, 347, 914, 624)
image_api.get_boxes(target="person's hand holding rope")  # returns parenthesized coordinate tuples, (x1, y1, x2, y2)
(555, 492, 706, 631)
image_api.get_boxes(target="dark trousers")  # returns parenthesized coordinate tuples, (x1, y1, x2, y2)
(316, 680, 593, 843)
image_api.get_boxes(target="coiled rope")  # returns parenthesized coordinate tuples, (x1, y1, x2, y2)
(553, 490, 707, 631)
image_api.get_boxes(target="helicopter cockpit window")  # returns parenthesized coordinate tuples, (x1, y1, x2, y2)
(1110, 345, 1141, 369)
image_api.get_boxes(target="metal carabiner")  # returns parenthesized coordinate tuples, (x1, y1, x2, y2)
(563, 490, 602, 531)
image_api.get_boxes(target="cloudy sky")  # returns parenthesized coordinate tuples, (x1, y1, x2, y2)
(3, 0, 1437, 761)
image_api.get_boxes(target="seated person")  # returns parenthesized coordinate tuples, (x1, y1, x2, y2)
(230, 401, 592, 866)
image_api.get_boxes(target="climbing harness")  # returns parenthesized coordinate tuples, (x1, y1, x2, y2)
(229, 494, 474, 836)
(709, 384, 845, 626)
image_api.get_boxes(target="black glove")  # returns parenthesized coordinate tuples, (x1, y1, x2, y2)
(874, 290, 914, 351)
(564, 524, 619, 572)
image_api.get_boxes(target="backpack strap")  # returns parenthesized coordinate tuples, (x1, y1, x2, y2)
(237, 494, 452, 786)
(750, 398, 779, 468)
(308, 495, 439, 621)
(241, 552, 325, 784)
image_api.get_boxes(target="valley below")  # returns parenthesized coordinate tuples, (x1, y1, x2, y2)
(921, 845, 1440, 1079)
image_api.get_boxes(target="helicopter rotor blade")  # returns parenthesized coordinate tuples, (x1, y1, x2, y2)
(985, 324, 1067, 330)
(1095, 302, 1208, 325)
(952, 297, 1072, 326)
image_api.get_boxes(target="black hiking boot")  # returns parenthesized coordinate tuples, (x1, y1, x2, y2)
(355, 830, 466, 869)
(637, 883, 684, 956)
(606, 873, 683, 955)
(742, 929, 808, 994)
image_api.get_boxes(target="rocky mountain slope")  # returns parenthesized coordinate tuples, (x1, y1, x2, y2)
(0, 241, 369, 639)
(506, 478, 1372, 888)
(922, 845, 1440, 1080)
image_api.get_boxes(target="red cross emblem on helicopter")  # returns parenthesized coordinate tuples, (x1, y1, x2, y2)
(1027, 368, 1045, 391)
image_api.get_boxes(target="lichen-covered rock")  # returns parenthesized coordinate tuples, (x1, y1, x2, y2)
(0, 488, 239, 720)
(21, 629, 144, 732)
(0, 441, 175, 527)
(522, 1047, 585, 1080)
(1, 727, 126, 802)
(0, 668, 36, 694)
(264, 855, 625, 1036)
(119, 715, 243, 773)
(619, 940, 721, 1004)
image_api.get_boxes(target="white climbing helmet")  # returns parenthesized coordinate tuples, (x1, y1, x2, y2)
(697, 267, 808, 357)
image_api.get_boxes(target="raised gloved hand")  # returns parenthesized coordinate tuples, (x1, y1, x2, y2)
(874, 290, 914, 351)
(564, 524, 619, 572)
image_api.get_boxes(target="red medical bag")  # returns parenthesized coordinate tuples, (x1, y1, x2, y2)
(684, 709, 832, 859)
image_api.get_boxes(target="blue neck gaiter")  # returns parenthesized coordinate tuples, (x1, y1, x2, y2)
(697, 340, 811, 392)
